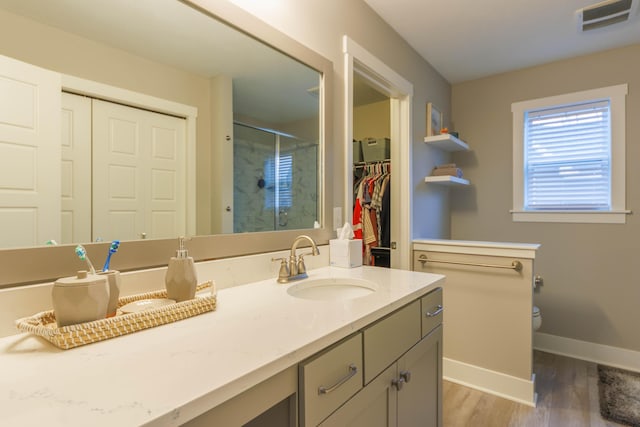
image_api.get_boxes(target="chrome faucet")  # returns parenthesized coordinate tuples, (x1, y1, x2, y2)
(272, 235, 320, 283)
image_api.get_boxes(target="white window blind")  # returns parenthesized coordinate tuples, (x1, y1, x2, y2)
(278, 153, 293, 208)
(524, 100, 611, 211)
(264, 153, 293, 209)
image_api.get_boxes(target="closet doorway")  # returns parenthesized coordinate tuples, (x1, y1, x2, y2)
(343, 36, 413, 270)
(353, 75, 391, 267)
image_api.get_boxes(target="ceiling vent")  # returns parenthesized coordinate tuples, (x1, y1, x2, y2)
(577, 0, 637, 31)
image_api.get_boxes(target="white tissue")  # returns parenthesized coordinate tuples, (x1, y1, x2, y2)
(314, 221, 320, 229)
(337, 222, 355, 240)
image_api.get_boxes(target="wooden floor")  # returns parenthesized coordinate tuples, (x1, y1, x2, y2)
(443, 351, 626, 427)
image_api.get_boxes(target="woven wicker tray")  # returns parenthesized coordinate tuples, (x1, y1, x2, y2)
(15, 281, 216, 350)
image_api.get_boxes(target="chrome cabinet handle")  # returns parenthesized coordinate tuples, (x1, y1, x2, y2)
(426, 305, 443, 317)
(318, 364, 358, 395)
(392, 371, 412, 391)
(392, 377, 405, 391)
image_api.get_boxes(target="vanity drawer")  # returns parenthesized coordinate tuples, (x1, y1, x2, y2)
(421, 287, 443, 338)
(299, 332, 363, 427)
(363, 300, 421, 384)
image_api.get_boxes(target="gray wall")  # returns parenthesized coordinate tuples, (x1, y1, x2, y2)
(451, 44, 640, 352)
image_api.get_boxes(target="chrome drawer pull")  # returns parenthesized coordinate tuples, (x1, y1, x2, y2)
(318, 364, 358, 395)
(426, 305, 443, 317)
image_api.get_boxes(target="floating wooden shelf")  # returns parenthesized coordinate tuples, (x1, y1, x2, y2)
(424, 134, 469, 152)
(424, 175, 470, 186)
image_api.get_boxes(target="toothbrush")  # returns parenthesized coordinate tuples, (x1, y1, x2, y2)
(75, 244, 96, 275)
(102, 240, 120, 272)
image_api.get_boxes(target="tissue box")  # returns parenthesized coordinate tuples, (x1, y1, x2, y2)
(329, 239, 363, 268)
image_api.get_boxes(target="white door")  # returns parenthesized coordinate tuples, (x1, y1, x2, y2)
(345, 38, 413, 270)
(92, 99, 186, 242)
(60, 92, 91, 244)
(0, 54, 61, 248)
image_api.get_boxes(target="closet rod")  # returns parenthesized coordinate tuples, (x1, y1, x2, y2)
(354, 159, 390, 168)
(417, 255, 523, 272)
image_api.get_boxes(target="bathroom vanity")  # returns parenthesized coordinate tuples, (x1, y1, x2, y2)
(0, 266, 444, 426)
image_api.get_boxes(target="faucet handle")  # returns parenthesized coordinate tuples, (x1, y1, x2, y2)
(272, 257, 290, 283)
(297, 254, 308, 275)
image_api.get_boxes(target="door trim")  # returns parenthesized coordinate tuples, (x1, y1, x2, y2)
(342, 36, 413, 269)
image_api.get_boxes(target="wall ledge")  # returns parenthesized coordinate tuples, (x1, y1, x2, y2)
(413, 239, 540, 259)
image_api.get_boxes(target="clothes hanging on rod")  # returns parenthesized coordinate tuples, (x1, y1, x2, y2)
(352, 160, 391, 266)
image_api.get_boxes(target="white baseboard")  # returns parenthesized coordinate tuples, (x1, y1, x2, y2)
(443, 357, 537, 407)
(534, 332, 640, 372)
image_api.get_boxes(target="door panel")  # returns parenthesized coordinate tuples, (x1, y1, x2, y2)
(61, 92, 91, 244)
(0, 54, 61, 248)
(92, 99, 185, 241)
(397, 326, 443, 427)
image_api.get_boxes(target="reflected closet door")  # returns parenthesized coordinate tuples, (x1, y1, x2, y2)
(61, 92, 91, 244)
(0, 54, 61, 248)
(92, 99, 186, 242)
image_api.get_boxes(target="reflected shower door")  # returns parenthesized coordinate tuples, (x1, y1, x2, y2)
(233, 124, 318, 233)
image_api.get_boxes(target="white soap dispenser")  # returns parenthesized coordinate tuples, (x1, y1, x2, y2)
(165, 236, 197, 302)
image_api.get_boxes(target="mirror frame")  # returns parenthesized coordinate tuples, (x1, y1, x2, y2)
(0, 0, 334, 288)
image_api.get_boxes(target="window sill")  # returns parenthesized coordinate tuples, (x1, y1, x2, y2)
(510, 210, 631, 224)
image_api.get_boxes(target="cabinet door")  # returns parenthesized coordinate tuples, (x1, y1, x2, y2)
(319, 364, 397, 427)
(397, 325, 442, 427)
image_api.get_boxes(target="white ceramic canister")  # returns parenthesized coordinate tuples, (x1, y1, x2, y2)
(98, 270, 121, 317)
(52, 271, 109, 327)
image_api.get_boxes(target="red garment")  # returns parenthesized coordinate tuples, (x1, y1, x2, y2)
(353, 196, 363, 240)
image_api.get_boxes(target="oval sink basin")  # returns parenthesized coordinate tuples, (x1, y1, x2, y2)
(287, 278, 377, 301)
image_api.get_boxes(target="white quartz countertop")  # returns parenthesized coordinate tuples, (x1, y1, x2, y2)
(0, 266, 444, 426)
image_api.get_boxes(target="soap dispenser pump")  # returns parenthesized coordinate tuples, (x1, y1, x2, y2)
(165, 236, 197, 302)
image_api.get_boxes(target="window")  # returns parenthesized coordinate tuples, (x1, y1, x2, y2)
(511, 84, 628, 223)
(264, 153, 293, 209)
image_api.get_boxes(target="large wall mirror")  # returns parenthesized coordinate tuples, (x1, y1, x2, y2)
(0, 0, 333, 287)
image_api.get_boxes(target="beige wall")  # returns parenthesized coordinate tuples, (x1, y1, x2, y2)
(353, 100, 391, 141)
(451, 44, 640, 352)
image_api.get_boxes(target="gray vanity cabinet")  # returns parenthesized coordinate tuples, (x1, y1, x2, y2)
(320, 326, 442, 427)
(188, 288, 442, 427)
(302, 288, 443, 427)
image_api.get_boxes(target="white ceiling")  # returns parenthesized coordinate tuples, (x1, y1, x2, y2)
(364, 0, 640, 83)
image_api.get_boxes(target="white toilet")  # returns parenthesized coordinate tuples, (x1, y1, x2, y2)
(533, 305, 542, 331)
